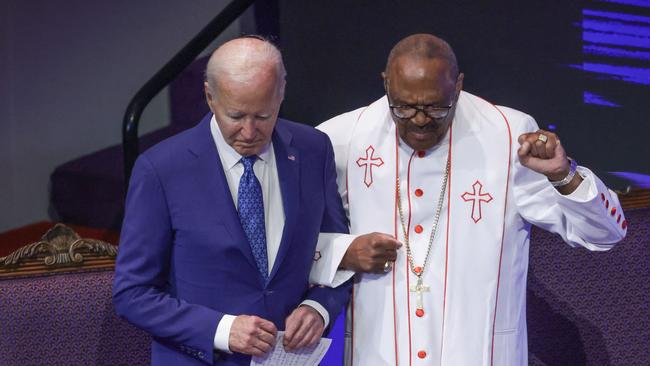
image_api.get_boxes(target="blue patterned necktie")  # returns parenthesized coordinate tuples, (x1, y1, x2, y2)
(237, 156, 269, 280)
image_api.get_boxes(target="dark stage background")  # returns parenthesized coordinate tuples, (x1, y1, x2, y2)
(274, 0, 650, 190)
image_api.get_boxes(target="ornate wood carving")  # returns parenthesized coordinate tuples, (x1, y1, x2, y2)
(0, 224, 118, 274)
(618, 188, 650, 210)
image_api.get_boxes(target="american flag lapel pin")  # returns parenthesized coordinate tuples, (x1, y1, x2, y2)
(288, 155, 296, 161)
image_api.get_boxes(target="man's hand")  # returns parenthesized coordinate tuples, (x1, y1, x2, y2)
(228, 315, 277, 356)
(517, 130, 568, 178)
(340, 232, 402, 273)
(283, 305, 324, 351)
(518, 130, 582, 193)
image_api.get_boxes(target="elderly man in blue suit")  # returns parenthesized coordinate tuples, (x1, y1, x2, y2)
(113, 36, 351, 365)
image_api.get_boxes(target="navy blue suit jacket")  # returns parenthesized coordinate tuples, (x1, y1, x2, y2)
(113, 114, 351, 365)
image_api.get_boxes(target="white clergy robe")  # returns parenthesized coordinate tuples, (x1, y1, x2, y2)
(310, 91, 627, 366)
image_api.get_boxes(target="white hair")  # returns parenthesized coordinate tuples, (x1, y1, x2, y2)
(205, 37, 286, 95)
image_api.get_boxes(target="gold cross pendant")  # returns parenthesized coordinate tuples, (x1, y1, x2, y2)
(409, 276, 430, 310)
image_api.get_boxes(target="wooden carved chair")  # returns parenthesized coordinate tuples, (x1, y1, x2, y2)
(0, 224, 151, 366)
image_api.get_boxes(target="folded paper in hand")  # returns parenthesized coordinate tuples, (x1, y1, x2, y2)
(250, 331, 332, 366)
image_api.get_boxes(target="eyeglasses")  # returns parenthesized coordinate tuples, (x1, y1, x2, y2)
(387, 94, 455, 120)
(384, 81, 456, 120)
(389, 103, 454, 120)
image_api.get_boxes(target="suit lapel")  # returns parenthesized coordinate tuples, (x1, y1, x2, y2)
(268, 120, 299, 281)
(187, 115, 258, 272)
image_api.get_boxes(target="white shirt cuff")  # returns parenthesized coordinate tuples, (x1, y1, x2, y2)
(300, 300, 330, 328)
(213, 314, 236, 353)
(310, 233, 357, 287)
(556, 166, 596, 202)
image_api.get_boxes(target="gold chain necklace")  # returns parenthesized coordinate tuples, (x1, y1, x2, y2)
(396, 152, 450, 310)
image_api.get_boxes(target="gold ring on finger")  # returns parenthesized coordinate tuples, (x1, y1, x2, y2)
(383, 261, 392, 273)
(537, 134, 548, 143)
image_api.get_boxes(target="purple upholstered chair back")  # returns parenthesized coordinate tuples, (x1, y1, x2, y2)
(527, 207, 650, 365)
(0, 224, 151, 365)
(0, 269, 151, 365)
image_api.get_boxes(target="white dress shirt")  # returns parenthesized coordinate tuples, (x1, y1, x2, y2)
(209, 116, 329, 353)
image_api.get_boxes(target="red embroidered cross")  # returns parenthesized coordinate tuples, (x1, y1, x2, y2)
(356, 145, 384, 187)
(461, 180, 493, 223)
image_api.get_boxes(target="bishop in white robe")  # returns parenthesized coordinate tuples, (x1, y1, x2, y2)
(310, 34, 626, 366)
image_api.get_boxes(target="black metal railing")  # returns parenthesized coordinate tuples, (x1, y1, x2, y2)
(122, 0, 256, 189)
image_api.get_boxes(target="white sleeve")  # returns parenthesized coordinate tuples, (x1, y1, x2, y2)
(511, 114, 626, 250)
(299, 300, 330, 328)
(310, 233, 357, 287)
(213, 314, 236, 353)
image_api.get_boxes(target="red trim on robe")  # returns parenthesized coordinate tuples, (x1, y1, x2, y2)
(347, 106, 368, 366)
(488, 103, 513, 366)
(440, 122, 454, 364)
(405, 150, 416, 366)
(392, 128, 400, 366)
